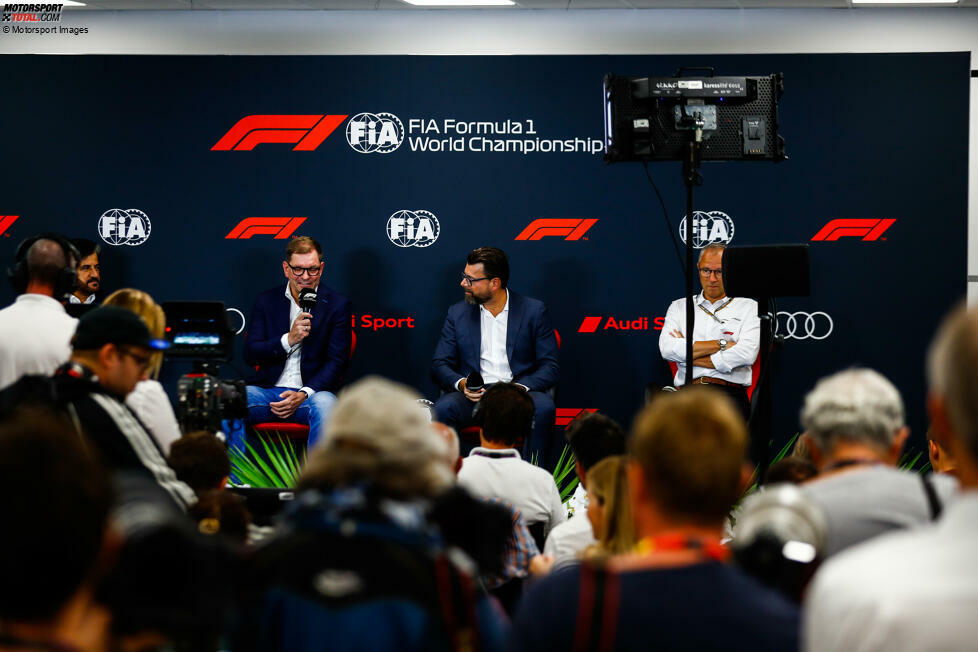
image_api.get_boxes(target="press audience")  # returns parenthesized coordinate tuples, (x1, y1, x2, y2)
(168, 430, 231, 494)
(543, 412, 626, 570)
(456, 382, 566, 542)
(511, 387, 799, 651)
(582, 454, 636, 558)
(799, 368, 956, 557)
(0, 234, 79, 390)
(0, 408, 114, 652)
(235, 376, 507, 651)
(103, 288, 183, 455)
(804, 305, 978, 651)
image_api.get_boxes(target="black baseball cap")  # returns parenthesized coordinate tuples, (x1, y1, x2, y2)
(72, 306, 169, 351)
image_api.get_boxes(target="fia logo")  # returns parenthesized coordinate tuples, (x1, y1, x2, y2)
(386, 210, 439, 248)
(346, 113, 405, 154)
(678, 210, 735, 249)
(98, 209, 152, 247)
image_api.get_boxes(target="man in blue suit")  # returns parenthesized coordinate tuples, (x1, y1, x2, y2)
(244, 236, 352, 448)
(432, 247, 559, 464)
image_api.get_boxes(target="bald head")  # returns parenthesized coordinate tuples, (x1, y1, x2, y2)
(24, 239, 74, 294)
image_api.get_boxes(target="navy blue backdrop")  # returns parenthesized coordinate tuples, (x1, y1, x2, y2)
(0, 52, 969, 458)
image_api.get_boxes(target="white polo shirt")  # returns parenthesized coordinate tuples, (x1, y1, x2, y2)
(457, 446, 567, 537)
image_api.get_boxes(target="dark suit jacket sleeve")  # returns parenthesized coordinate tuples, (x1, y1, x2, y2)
(243, 291, 288, 367)
(514, 304, 559, 392)
(304, 294, 352, 393)
(431, 308, 464, 392)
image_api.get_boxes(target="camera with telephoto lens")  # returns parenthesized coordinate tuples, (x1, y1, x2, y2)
(162, 302, 247, 433)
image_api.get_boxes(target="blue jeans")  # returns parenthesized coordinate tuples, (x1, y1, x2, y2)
(246, 385, 337, 449)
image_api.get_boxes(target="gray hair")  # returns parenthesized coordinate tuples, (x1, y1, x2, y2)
(927, 305, 978, 460)
(698, 243, 726, 265)
(298, 376, 453, 499)
(800, 368, 905, 453)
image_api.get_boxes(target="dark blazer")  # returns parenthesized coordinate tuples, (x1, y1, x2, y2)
(244, 284, 352, 393)
(431, 290, 559, 393)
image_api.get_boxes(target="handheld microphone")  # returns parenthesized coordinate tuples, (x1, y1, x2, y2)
(466, 371, 484, 393)
(298, 288, 317, 314)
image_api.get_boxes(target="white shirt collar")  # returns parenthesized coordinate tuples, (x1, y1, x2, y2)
(469, 446, 521, 460)
(697, 291, 730, 308)
(479, 289, 510, 317)
(16, 293, 68, 312)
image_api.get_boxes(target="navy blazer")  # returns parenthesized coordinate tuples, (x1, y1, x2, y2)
(244, 284, 352, 393)
(431, 290, 559, 393)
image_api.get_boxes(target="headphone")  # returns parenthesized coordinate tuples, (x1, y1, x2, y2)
(7, 232, 81, 300)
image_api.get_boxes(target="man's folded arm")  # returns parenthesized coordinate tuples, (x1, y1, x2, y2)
(658, 303, 687, 363)
(710, 310, 761, 373)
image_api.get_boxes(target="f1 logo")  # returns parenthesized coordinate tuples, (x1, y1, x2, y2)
(555, 408, 598, 427)
(515, 219, 598, 241)
(0, 215, 19, 237)
(811, 219, 895, 242)
(226, 217, 307, 240)
(212, 115, 348, 151)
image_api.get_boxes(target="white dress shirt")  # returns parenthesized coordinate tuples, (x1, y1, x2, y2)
(479, 289, 513, 384)
(68, 294, 96, 304)
(804, 491, 978, 652)
(0, 294, 77, 390)
(658, 292, 760, 386)
(457, 446, 567, 537)
(275, 284, 315, 398)
(454, 290, 520, 391)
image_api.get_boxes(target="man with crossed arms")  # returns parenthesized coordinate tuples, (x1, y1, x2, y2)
(658, 243, 760, 422)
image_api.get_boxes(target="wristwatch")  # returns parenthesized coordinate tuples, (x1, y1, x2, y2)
(718, 339, 727, 351)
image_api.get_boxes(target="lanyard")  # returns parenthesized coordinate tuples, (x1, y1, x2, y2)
(633, 533, 729, 562)
(698, 297, 733, 326)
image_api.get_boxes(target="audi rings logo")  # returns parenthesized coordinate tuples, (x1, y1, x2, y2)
(346, 112, 405, 154)
(679, 210, 734, 249)
(775, 311, 834, 340)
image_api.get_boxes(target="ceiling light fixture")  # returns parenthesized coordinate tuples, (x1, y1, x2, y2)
(851, 0, 957, 4)
(401, 0, 515, 6)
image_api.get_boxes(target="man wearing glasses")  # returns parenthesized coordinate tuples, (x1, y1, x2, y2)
(658, 243, 760, 421)
(431, 246, 559, 464)
(243, 236, 352, 448)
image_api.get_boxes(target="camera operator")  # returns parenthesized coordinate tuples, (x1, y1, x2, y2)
(0, 233, 79, 390)
(0, 306, 196, 510)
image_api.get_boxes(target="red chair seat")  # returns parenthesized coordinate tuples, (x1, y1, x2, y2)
(251, 422, 310, 441)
